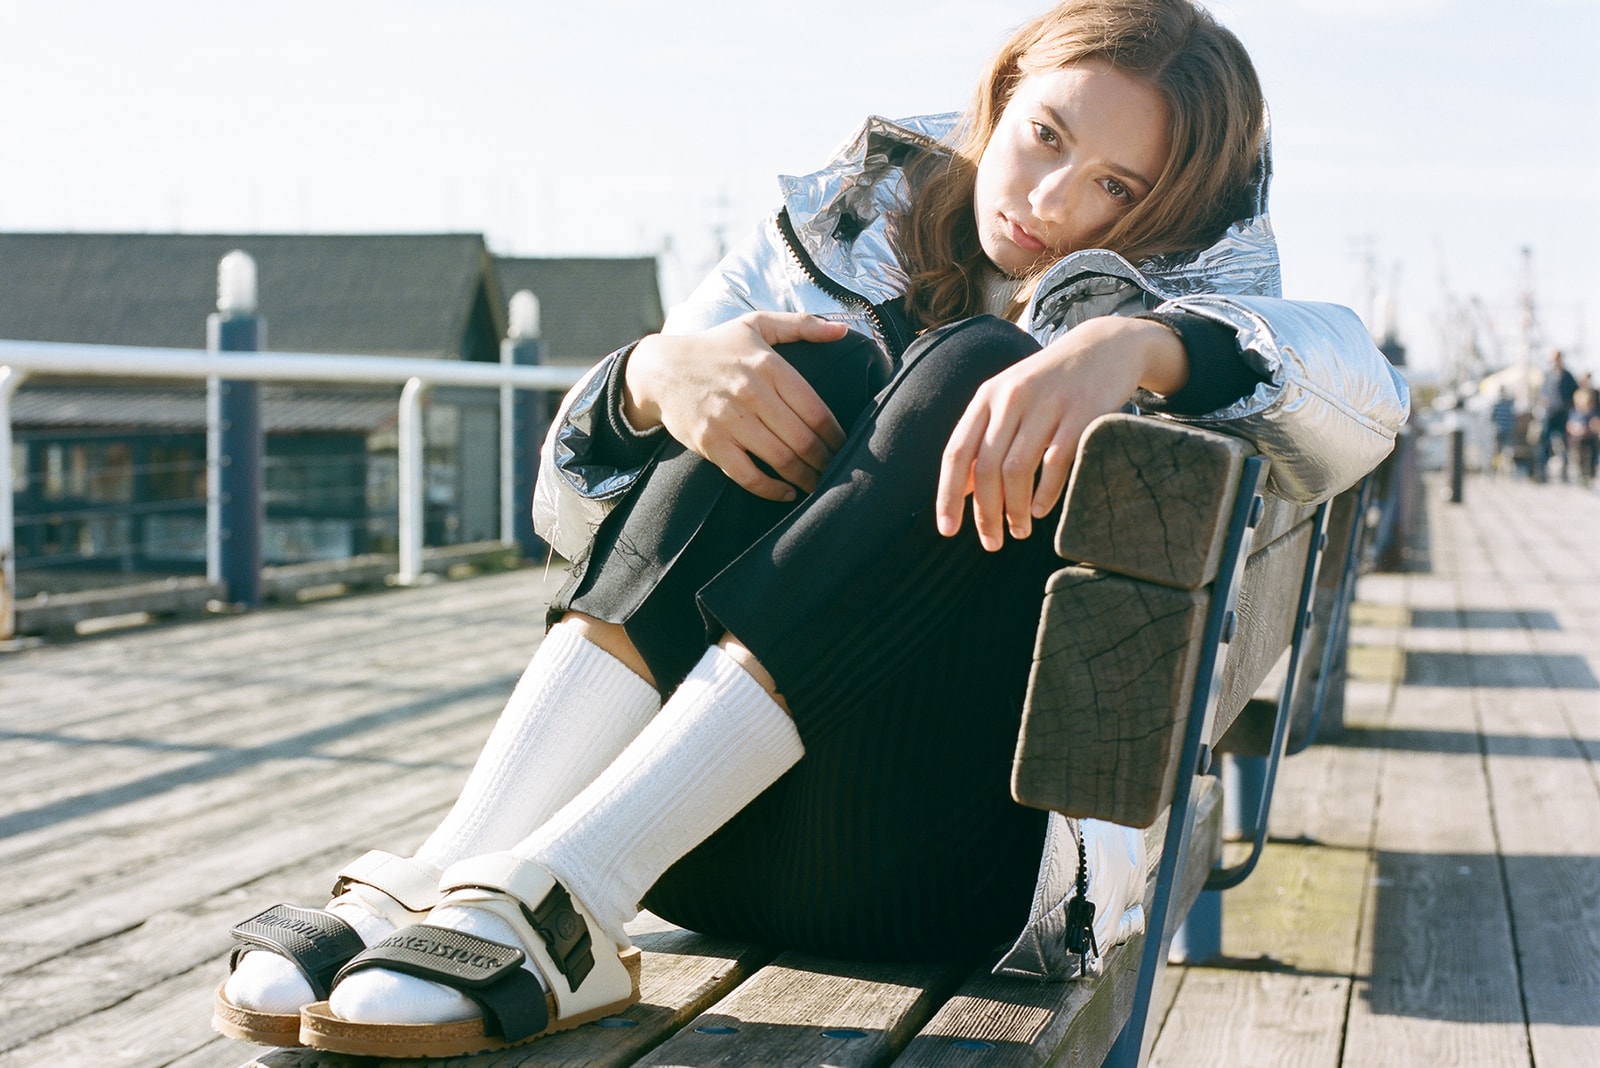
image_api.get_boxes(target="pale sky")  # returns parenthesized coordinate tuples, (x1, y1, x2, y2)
(3, 0, 1597, 378)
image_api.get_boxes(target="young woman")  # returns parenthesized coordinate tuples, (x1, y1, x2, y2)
(215, 0, 1409, 1056)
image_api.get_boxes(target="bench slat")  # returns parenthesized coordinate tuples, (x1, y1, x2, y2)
(1014, 570, 1209, 826)
(1208, 518, 1315, 748)
(635, 954, 971, 1067)
(1055, 414, 1250, 591)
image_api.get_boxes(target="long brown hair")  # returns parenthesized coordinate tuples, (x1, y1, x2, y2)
(899, 0, 1264, 329)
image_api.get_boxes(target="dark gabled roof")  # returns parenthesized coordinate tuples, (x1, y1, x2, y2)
(493, 257, 664, 366)
(0, 233, 499, 360)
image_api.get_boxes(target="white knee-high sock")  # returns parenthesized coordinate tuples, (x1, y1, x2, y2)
(329, 646, 804, 1026)
(227, 626, 658, 1016)
(526, 645, 804, 946)
(415, 624, 661, 869)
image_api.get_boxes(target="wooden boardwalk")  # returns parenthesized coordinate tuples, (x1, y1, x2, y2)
(2, 473, 1597, 1067)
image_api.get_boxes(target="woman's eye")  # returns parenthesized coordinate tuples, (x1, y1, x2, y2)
(1030, 121, 1059, 147)
(1103, 177, 1133, 203)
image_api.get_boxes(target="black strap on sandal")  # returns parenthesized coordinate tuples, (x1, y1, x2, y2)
(523, 884, 595, 989)
(334, 925, 549, 1041)
(228, 903, 368, 1000)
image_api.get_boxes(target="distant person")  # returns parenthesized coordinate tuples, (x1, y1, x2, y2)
(1568, 376, 1598, 486)
(1536, 350, 1579, 481)
(1489, 385, 1518, 475)
(212, 0, 1410, 1057)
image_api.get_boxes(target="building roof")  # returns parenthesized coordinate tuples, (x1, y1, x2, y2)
(0, 234, 665, 371)
(493, 256, 664, 366)
(0, 233, 503, 361)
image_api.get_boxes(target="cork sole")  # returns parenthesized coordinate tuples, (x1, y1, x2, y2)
(212, 981, 304, 1048)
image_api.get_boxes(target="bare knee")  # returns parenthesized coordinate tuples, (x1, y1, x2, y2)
(555, 612, 656, 689)
(717, 634, 791, 716)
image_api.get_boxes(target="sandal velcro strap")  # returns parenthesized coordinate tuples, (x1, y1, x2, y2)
(336, 925, 549, 1041)
(228, 904, 367, 1000)
(437, 853, 634, 1021)
(524, 884, 595, 989)
(333, 850, 442, 914)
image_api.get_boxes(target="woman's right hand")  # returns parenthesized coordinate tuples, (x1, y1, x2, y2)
(622, 312, 851, 501)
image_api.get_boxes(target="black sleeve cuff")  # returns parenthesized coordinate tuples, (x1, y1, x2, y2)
(591, 340, 668, 470)
(1135, 310, 1268, 416)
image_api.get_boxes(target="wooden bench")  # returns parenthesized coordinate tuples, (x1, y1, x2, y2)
(243, 411, 1361, 1068)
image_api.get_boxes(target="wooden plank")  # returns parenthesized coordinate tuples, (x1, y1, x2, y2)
(1055, 413, 1249, 590)
(635, 954, 972, 1067)
(0, 956, 238, 1068)
(1470, 621, 1600, 1063)
(0, 680, 503, 958)
(1014, 569, 1208, 827)
(1217, 839, 1369, 976)
(1148, 972, 1347, 1068)
(892, 779, 1221, 1067)
(1342, 624, 1531, 1067)
(0, 808, 441, 1053)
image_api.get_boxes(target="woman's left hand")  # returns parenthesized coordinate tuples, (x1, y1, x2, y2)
(935, 316, 1189, 551)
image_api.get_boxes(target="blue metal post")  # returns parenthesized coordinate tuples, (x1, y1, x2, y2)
(1224, 753, 1268, 839)
(503, 335, 548, 558)
(208, 310, 264, 608)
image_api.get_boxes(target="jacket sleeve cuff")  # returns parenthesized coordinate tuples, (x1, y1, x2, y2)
(592, 340, 668, 469)
(1134, 310, 1267, 416)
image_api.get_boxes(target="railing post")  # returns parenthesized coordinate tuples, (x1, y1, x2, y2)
(1, 366, 28, 641)
(397, 377, 429, 585)
(502, 290, 548, 557)
(206, 251, 265, 608)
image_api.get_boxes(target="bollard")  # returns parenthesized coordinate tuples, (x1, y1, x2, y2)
(1445, 397, 1466, 504)
(206, 251, 265, 608)
(1448, 424, 1465, 503)
(502, 290, 549, 558)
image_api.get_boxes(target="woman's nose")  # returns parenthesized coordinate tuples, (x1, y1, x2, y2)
(1028, 166, 1075, 223)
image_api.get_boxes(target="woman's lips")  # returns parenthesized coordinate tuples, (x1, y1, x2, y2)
(1004, 215, 1047, 255)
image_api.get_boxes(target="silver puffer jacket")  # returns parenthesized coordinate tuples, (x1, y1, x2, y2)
(533, 114, 1410, 980)
(535, 113, 1409, 560)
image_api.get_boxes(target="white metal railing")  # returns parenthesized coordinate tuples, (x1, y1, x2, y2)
(0, 338, 585, 639)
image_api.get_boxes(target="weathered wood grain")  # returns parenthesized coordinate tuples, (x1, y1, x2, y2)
(1055, 413, 1250, 591)
(1149, 972, 1347, 1068)
(1013, 568, 1209, 827)
(635, 954, 972, 1067)
(1342, 680, 1531, 1068)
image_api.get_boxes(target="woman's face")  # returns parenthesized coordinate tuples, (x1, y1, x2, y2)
(973, 60, 1171, 276)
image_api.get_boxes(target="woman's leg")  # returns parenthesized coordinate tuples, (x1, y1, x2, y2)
(317, 336, 893, 1030)
(315, 318, 1055, 1035)
(223, 619, 662, 1020)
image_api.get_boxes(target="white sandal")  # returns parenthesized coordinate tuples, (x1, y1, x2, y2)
(299, 853, 641, 1058)
(212, 850, 443, 1046)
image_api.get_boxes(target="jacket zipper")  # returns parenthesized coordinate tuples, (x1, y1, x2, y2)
(776, 207, 912, 362)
